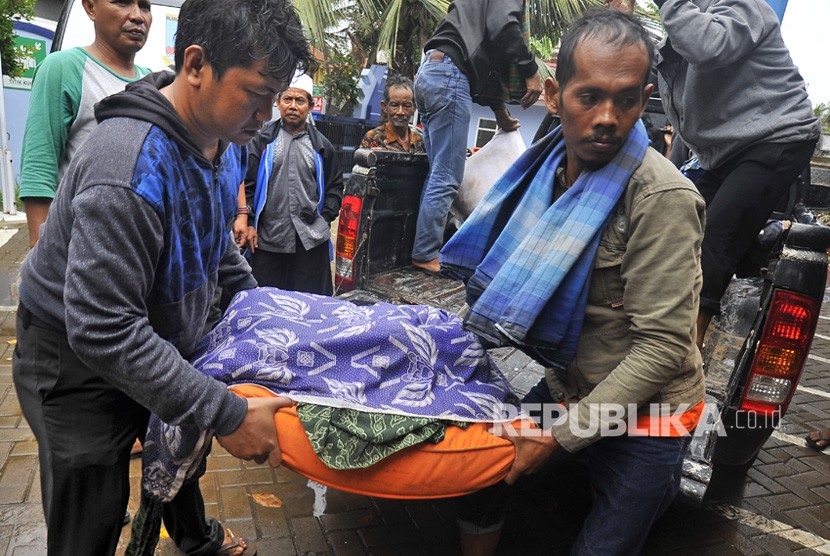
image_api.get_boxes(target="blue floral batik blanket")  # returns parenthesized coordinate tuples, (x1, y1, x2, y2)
(142, 287, 519, 502)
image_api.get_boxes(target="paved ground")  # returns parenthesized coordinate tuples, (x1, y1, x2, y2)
(2, 219, 830, 555)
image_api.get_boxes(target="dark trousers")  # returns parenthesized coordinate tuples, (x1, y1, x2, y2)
(12, 303, 222, 555)
(250, 238, 333, 296)
(458, 380, 690, 555)
(696, 139, 817, 314)
(161, 475, 224, 554)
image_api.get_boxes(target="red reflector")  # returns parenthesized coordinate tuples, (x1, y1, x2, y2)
(760, 290, 816, 362)
(769, 302, 810, 342)
(335, 196, 362, 292)
(334, 274, 354, 292)
(339, 196, 362, 236)
(336, 196, 362, 259)
(740, 290, 820, 416)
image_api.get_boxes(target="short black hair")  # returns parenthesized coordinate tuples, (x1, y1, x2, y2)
(556, 8, 653, 90)
(383, 73, 414, 103)
(174, 0, 317, 85)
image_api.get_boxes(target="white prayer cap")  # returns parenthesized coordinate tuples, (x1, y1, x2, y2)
(289, 71, 314, 97)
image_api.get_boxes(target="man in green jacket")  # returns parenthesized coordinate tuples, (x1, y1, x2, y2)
(449, 9, 705, 555)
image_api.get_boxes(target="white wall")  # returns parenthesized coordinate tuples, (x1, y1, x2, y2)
(468, 103, 550, 150)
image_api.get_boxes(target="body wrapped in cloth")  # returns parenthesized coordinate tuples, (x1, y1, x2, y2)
(142, 287, 524, 501)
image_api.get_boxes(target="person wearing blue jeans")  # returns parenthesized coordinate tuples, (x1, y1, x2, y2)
(411, 0, 541, 273)
(450, 9, 705, 555)
(511, 383, 691, 554)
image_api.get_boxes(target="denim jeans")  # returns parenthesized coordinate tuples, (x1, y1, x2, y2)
(573, 434, 691, 555)
(412, 51, 471, 263)
(457, 378, 691, 555)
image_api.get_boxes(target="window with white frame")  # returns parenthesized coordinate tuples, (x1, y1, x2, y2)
(475, 118, 498, 148)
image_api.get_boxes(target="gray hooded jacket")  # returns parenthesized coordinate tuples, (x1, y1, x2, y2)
(656, 0, 819, 170)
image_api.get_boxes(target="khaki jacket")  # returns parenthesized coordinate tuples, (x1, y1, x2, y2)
(550, 148, 706, 452)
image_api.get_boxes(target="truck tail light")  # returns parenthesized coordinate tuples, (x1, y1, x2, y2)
(740, 290, 820, 416)
(334, 195, 363, 292)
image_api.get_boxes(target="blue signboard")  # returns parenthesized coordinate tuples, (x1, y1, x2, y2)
(765, 0, 788, 21)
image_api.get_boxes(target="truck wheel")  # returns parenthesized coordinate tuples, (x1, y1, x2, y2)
(713, 457, 756, 476)
(706, 457, 757, 501)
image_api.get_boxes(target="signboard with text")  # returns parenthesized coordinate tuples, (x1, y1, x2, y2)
(3, 36, 47, 91)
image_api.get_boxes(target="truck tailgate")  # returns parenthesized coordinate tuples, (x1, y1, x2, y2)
(346, 267, 468, 312)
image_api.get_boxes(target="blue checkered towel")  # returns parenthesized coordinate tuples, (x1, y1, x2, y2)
(441, 121, 649, 370)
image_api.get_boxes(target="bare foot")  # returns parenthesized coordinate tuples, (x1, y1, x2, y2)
(412, 258, 440, 273)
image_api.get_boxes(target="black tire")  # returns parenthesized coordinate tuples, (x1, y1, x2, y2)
(706, 457, 758, 502)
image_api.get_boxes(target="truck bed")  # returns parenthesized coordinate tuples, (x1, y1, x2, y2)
(358, 268, 467, 310)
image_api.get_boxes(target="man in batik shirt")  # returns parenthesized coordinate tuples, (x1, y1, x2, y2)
(360, 74, 425, 153)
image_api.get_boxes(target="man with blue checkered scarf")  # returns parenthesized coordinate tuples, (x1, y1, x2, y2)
(441, 9, 706, 555)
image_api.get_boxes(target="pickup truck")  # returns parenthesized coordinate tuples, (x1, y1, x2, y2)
(333, 145, 830, 505)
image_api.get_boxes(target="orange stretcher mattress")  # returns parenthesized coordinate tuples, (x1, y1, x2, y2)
(229, 383, 518, 499)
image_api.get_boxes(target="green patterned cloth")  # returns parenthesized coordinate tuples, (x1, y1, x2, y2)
(505, 3, 532, 104)
(479, 2, 544, 105)
(297, 403, 468, 470)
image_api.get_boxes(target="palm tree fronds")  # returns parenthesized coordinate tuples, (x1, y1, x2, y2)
(529, 0, 602, 41)
(372, 0, 449, 64)
(292, 0, 342, 50)
(376, 0, 404, 61)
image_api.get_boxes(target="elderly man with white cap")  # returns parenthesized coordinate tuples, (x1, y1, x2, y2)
(239, 70, 344, 295)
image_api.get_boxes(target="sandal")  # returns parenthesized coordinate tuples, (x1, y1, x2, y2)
(217, 529, 257, 556)
(805, 430, 830, 452)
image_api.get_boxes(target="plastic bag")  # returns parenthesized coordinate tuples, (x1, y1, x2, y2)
(451, 129, 526, 222)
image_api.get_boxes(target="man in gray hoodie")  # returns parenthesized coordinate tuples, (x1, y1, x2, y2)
(654, 0, 820, 346)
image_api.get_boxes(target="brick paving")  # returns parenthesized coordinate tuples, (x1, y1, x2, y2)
(1, 220, 830, 555)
